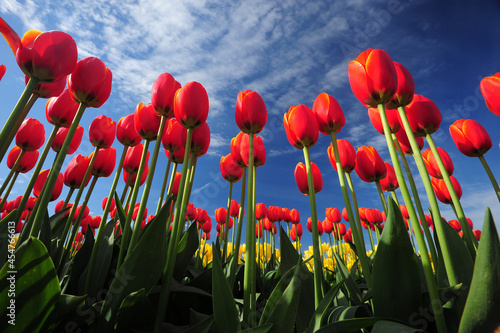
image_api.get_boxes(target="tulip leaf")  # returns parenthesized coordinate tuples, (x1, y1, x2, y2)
(184, 314, 215, 333)
(87, 218, 115, 299)
(305, 280, 343, 333)
(39, 209, 52, 256)
(279, 225, 300, 276)
(211, 242, 241, 333)
(371, 320, 426, 332)
(67, 227, 94, 295)
(459, 207, 500, 333)
(98, 200, 168, 331)
(113, 191, 128, 235)
(239, 323, 273, 333)
(315, 317, 384, 333)
(372, 197, 422, 323)
(40, 294, 86, 332)
(115, 288, 155, 333)
(0, 209, 16, 265)
(0, 238, 61, 333)
(332, 251, 362, 305)
(174, 221, 199, 280)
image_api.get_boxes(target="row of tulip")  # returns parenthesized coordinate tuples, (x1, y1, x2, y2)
(0, 16, 499, 333)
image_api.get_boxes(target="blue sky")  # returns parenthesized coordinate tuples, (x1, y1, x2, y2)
(1, 0, 500, 250)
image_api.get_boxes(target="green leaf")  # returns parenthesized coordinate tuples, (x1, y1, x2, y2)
(115, 288, 155, 333)
(98, 200, 168, 331)
(372, 197, 421, 323)
(39, 209, 52, 256)
(211, 243, 241, 333)
(239, 323, 273, 333)
(174, 221, 199, 280)
(40, 294, 86, 332)
(184, 314, 215, 333)
(87, 218, 115, 299)
(316, 317, 385, 333)
(113, 192, 128, 235)
(0, 210, 16, 265)
(332, 250, 362, 305)
(278, 225, 300, 276)
(305, 280, 343, 333)
(327, 304, 371, 322)
(259, 263, 296, 325)
(0, 238, 61, 333)
(68, 227, 95, 295)
(459, 207, 500, 333)
(371, 320, 426, 332)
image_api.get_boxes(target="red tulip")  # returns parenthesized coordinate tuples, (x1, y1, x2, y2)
(263, 217, 274, 232)
(52, 125, 84, 155)
(80, 215, 94, 234)
(230, 132, 247, 168)
(7, 146, 38, 173)
(281, 208, 292, 223)
(16, 118, 45, 151)
(174, 81, 209, 129)
(449, 119, 492, 157)
(229, 200, 240, 218)
(0, 18, 78, 82)
(29, 75, 66, 99)
(393, 126, 424, 155)
(385, 62, 415, 109)
(202, 220, 212, 234)
(344, 228, 353, 243)
(68, 57, 112, 108)
(126, 202, 147, 222)
(473, 229, 481, 241)
(448, 219, 461, 232)
(322, 218, 333, 234)
(422, 147, 454, 179)
(267, 206, 282, 223)
(466, 217, 473, 230)
(326, 207, 341, 223)
(355, 146, 387, 182)
(134, 102, 162, 140)
(220, 153, 243, 182)
(123, 143, 150, 174)
(379, 162, 398, 191)
(14, 195, 36, 211)
(480, 72, 500, 116)
(342, 207, 349, 222)
(190, 122, 210, 157)
(403, 94, 442, 137)
(215, 207, 228, 224)
(90, 216, 102, 229)
(283, 104, 319, 149)
(64, 154, 92, 188)
(365, 208, 383, 225)
(294, 162, 323, 194)
(197, 208, 210, 224)
(348, 48, 398, 107)
(91, 147, 116, 177)
(328, 139, 356, 173)
(117, 113, 141, 147)
(89, 115, 116, 148)
(312, 92, 345, 135)
(240, 134, 266, 167)
(399, 205, 409, 219)
(255, 203, 268, 220)
(255, 221, 264, 238)
(290, 208, 300, 224)
(307, 217, 323, 235)
(162, 118, 186, 153)
(0, 64, 5, 81)
(123, 163, 148, 187)
(171, 172, 182, 198)
(290, 223, 302, 241)
(102, 197, 116, 212)
(235, 90, 267, 134)
(431, 176, 462, 204)
(165, 147, 186, 164)
(33, 169, 63, 201)
(151, 73, 181, 117)
(368, 106, 400, 134)
(45, 89, 79, 128)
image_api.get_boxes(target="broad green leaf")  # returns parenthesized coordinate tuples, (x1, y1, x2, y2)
(211, 243, 241, 333)
(174, 221, 199, 280)
(113, 192, 128, 235)
(327, 304, 370, 322)
(459, 207, 500, 333)
(371, 320, 426, 332)
(279, 225, 300, 276)
(68, 227, 95, 295)
(239, 323, 273, 333)
(372, 197, 421, 323)
(184, 314, 215, 333)
(115, 288, 155, 333)
(0, 210, 16, 265)
(332, 250, 362, 305)
(0, 238, 61, 333)
(305, 280, 343, 333)
(98, 201, 168, 331)
(316, 317, 388, 333)
(40, 294, 86, 332)
(39, 209, 52, 255)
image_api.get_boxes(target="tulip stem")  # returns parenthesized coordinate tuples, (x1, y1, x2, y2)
(0, 171, 19, 210)
(154, 127, 193, 332)
(222, 181, 233, 262)
(229, 166, 247, 288)
(390, 190, 399, 205)
(330, 132, 372, 287)
(156, 155, 172, 214)
(379, 104, 445, 333)
(243, 133, 256, 326)
(0, 150, 25, 198)
(426, 133, 477, 256)
(29, 102, 86, 240)
(478, 155, 500, 203)
(120, 173, 133, 203)
(375, 180, 388, 215)
(0, 77, 40, 163)
(62, 188, 75, 210)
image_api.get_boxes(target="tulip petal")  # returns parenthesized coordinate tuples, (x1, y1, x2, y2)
(462, 119, 492, 155)
(0, 17, 21, 55)
(348, 61, 372, 107)
(480, 74, 500, 116)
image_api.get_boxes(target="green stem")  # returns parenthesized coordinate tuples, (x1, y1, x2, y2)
(375, 180, 388, 215)
(120, 173, 132, 203)
(222, 181, 233, 262)
(426, 133, 477, 255)
(390, 190, 400, 205)
(166, 162, 178, 199)
(330, 132, 372, 287)
(154, 127, 193, 332)
(62, 188, 75, 210)
(378, 104, 445, 333)
(303, 146, 323, 309)
(0, 172, 19, 210)
(367, 225, 375, 252)
(229, 167, 247, 288)
(478, 154, 500, 203)
(0, 78, 40, 163)
(251, 165, 257, 315)
(156, 155, 172, 214)
(29, 102, 86, 238)
(0, 150, 25, 198)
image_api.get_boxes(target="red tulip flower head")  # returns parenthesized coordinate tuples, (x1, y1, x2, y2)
(29, 75, 66, 99)
(174, 81, 209, 129)
(431, 176, 462, 204)
(0, 18, 78, 82)
(312, 92, 345, 135)
(202, 220, 212, 234)
(33, 169, 63, 201)
(267, 206, 282, 223)
(91, 147, 117, 177)
(241, 134, 266, 167)
(151, 73, 181, 117)
(290, 209, 300, 224)
(135, 102, 162, 140)
(235, 90, 267, 134)
(480, 73, 500, 116)
(368, 106, 400, 134)
(385, 62, 415, 109)
(16, 118, 45, 151)
(68, 57, 112, 108)
(165, 147, 186, 164)
(220, 153, 243, 182)
(448, 220, 462, 232)
(449, 119, 492, 157)
(255, 203, 268, 220)
(215, 207, 228, 224)
(281, 208, 292, 223)
(123, 143, 150, 174)
(7, 146, 38, 173)
(123, 163, 148, 188)
(284, 104, 319, 149)
(393, 127, 424, 155)
(328, 139, 356, 173)
(190, 122, 211, 157)
(355, 146, 387, 182)
(403, 94, 442, 137)
(294, 162, 323, 195)
(307, 217, 323, 235)
(171, 172, 182, 198)
(422, 147, 454, 179)
(117, 113, 141, 147)
(102, 197, 116, 212)
(45, 89, 79, 128)
(64, 154, 92, 188)
(230, 132, 247, 168)
(326, 207, 341, 223)
(379, 162, 399, 191)
(322, 218, 333, 234)
(0, 64, 5, 81)
(348, 48, 398, 107)
(229, 200, 240, 218)
(162, 118, 186, 153)
(89, 115, 116, 148)
(197, 208, 210, 224)
(52, 125, 84, 155)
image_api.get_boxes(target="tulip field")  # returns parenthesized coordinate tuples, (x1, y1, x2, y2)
(1, 15, 500, 333)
